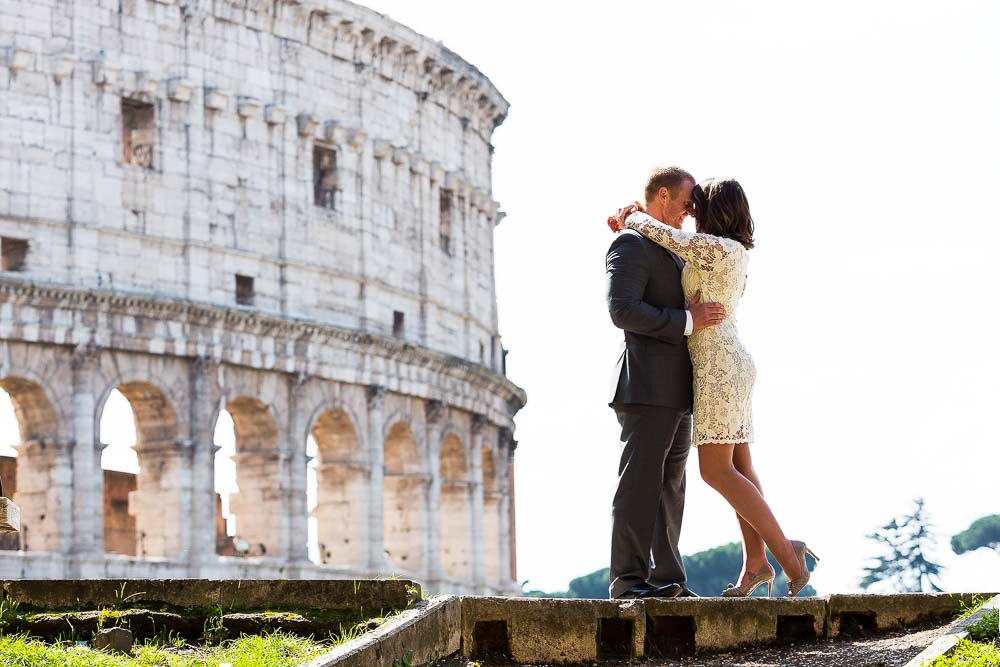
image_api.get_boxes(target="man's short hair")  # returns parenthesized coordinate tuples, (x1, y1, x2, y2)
(644, 166, 695, 203)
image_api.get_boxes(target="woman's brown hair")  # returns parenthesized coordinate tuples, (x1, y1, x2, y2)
(692, 177, 755, 249)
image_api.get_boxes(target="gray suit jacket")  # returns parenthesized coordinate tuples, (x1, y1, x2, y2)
(606, 229, 694, 410)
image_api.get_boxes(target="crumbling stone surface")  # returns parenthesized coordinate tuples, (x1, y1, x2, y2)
(2, 578, 419, 614)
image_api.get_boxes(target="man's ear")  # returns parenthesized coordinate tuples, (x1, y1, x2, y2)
(658, 186, 672, 202)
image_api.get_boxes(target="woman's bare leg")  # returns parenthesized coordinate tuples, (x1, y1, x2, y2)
(698, 443, 804, 581)
(732, 443, 768, 582)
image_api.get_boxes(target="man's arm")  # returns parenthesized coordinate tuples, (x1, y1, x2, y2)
(606, 233, 687, 345)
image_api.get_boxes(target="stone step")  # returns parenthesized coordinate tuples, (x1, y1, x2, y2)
(311, 592, 996, 666)
(0, 578, 419, 615)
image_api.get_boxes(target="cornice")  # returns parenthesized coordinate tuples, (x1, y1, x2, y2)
(0, 278, 527, 413)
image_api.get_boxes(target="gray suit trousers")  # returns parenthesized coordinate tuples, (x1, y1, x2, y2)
(609, 406, 692, 598)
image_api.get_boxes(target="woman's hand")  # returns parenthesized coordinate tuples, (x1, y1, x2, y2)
(607, 201, 645, 232)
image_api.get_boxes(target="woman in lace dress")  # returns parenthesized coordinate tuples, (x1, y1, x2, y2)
(609, 178, 818, 596)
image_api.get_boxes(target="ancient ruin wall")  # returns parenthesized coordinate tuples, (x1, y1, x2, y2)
(0, 0, 524, 594)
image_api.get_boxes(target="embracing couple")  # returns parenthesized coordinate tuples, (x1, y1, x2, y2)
(605, 166, 819, 600)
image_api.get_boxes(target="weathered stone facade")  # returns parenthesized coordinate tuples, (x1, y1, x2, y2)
(0, 0, 524, 594)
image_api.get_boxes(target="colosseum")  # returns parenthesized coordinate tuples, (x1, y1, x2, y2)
(0, 0, 525, 595)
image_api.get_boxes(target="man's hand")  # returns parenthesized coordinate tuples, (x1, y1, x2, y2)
(688, 291, 726, 331)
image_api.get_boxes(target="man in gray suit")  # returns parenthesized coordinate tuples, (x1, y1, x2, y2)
(606, 166, 726, 599)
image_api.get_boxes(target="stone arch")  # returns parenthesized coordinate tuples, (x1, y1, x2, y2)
(0, 375, 65, 552)
(482, 444, 501, 585)
(0, 376, 60, 443)
(383, 420, 427, 575)
(309, 406, 365, 567)
(98, 380, 184, 557)
(225, 396, 281, 556)
(440, 433, 471, 580)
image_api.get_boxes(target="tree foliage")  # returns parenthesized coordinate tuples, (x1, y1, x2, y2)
(952, 515, 1000, 555)
(860, 497, 944, 593)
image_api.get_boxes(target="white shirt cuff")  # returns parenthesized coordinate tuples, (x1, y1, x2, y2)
(684, 310, 693, 336)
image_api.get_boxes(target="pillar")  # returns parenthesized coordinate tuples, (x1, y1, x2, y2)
(132, 438, 192, 557)
(282, 372, 310, 563)
(188, 355, 219, 571)
(365, 385, 387, 572)
(469, 415, 487, 589)
(15, 438, 73, 553)
(424, 400, 444, 583)
(69, 345, 103, 575)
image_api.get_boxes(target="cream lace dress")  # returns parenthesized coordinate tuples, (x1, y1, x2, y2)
(623, 211, 756, 447)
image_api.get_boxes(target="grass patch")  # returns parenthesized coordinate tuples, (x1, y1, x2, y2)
(0, 630, 330, 667)
(928, 638, 1000, 666)
(969, 610, 1000, 642)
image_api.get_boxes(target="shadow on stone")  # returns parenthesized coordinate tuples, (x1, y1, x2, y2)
(472, 620, 510, 661)
(598, 617, 632, 660)
(646, 615, 695, 660)
(839, 612, 877, 636)
(777, 615, 817, 643)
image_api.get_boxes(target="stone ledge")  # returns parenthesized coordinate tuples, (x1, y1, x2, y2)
(319, 592, 997, 665)
(827, 592, 986, 637)
(1, 578, 419, 614)
(460, 596, 645, 664)
(304, 595, 460, 667)
(643, 597, 826, 658)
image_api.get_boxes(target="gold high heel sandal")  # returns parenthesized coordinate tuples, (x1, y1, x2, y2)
(721, 563, 776, 597)
(787, 540, 820, 597)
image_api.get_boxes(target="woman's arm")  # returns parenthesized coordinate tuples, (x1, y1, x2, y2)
(622, 210, 732, 271)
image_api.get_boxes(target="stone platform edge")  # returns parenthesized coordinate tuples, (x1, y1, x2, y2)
(905, 594, 1000, 667)
(0, 579, 420, 614)
(316, 592, 997, 666)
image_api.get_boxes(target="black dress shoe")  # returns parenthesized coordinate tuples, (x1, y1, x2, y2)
(615, 584, 655, 599)
(675, 585, 700, 598)
(617, 583, 684, 599)
(645, 583, 684, 598)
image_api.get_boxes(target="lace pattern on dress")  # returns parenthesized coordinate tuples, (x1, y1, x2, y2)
(623, 211, 755, 447)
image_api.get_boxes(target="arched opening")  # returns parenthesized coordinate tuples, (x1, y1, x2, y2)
(383, 421, 426, 575)
(440, 434, 471, 580)
(0, 376, 62, 553)
(100, 382, 182, 557)
(309, 408, 364, 567)
(225, 397, 280, 557)
(213, 409, 238, 554)
(482, 447, 501, 585)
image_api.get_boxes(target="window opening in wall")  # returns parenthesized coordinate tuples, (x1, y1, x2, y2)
(480, 342, 486, 364)
(122, 99, 155, 170)
(313, 145, 338, 209)
(440, 189, 453, 255)
(393, 311, 405, 338)
(1, 238, 29, 272)
(235, 274, 255, 306)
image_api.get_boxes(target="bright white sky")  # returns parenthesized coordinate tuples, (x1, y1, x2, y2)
(2, 0, 998, 595)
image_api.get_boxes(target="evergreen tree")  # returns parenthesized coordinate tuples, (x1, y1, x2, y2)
(860, 497, 944, 592)
(951, 515, 1000, 555)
